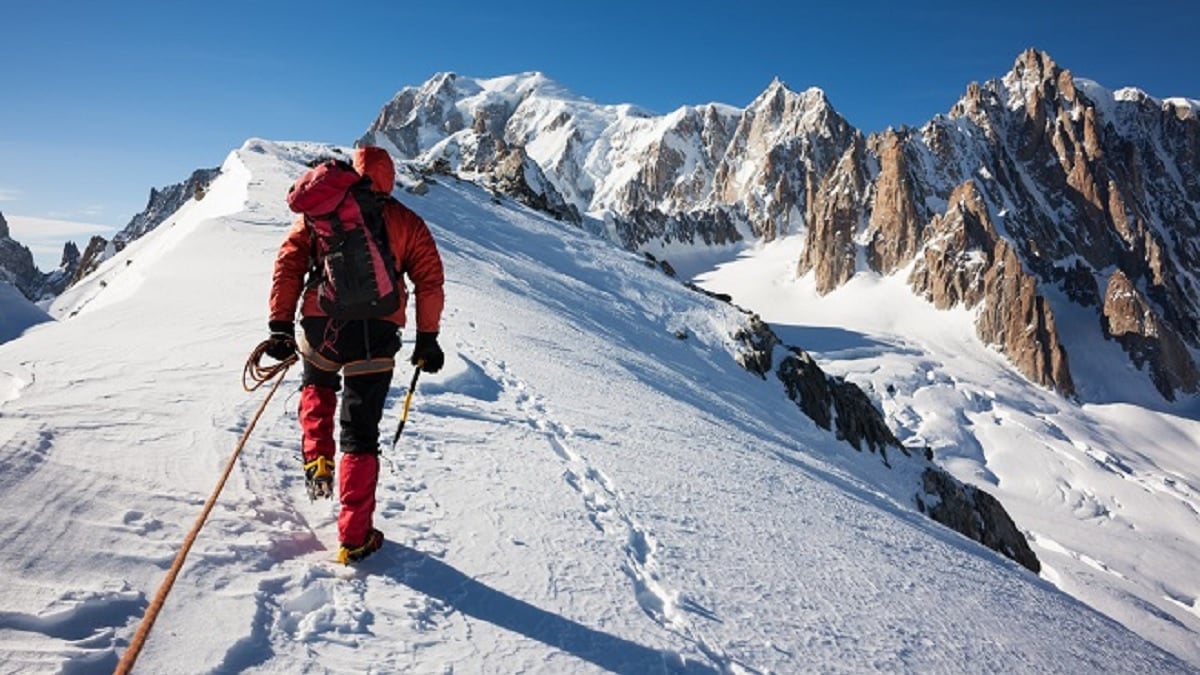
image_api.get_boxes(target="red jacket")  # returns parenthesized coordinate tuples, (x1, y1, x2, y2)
(269, 146, 444, 332)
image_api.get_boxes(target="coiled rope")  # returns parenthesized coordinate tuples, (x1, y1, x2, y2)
(115, 342, 297, 674)
(243, 340, 298, 392)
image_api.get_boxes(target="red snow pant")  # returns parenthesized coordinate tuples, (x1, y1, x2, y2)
(298, 318, 400, 547)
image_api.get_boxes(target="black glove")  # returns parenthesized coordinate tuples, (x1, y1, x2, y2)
(265, 320, 297, 361)
(410, 331, 444, 373)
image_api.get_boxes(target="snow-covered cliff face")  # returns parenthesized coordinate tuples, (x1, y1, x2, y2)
(358, 71, 858, 248)
(360, 50, 1200, 402)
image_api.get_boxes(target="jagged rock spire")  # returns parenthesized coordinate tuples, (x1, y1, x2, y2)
(357, 55, 1200, 401)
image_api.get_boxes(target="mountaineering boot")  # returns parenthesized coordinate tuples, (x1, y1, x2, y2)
(304, 456, 335, 500)
(337, 528, 384, 565)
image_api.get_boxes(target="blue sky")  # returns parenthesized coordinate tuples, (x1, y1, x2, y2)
(2, 0, 1197, 268)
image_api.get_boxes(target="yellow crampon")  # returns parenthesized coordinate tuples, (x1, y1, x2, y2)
(337, 529, 384, 565)
(304, 456, 334, 501)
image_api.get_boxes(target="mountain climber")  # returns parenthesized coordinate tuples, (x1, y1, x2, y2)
(265, 145, 445, 564)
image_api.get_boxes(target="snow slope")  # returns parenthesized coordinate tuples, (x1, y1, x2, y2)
(0, 140, 1191, 674)
(0, 281, 51, 345)
(697, 234, 1200, 667)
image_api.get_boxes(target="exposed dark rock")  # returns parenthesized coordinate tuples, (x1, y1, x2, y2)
(797, 137, 870, 293)
(41, 241, 82, 297)
(720, 307, 1041, 569)
(69, 236, 113, 287)
(776, 347, 902, 456)
(731, 314, 779, 378)
(918, 468, 1041, 573)
(486, 145, 581, 224)
(723, 305, 1037, 572)
(910, 181, 1075, 395)
(866, 128, 929, 274)
(1101, 269, 1200, 399)
(607, 207, 743, 250)
(116, 167, 221, 249)
(0, 212, 43, 301)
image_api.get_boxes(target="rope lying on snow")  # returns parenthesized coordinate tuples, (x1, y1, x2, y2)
(115, 343, 296, 674)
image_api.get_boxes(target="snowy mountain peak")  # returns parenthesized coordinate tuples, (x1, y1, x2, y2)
(1001, 47, 1065, 108)
(747, 77, 835, 124)
(358, 54, 1194, 407)
(1165, 96, 1200, 118)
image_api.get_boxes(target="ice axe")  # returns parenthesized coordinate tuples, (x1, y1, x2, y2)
(391, 361, 424, 449)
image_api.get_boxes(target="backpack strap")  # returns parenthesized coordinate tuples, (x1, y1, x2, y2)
(350, 183, 395, 268)
(303, 218, 321, 291)
(302, 202, 350, 292)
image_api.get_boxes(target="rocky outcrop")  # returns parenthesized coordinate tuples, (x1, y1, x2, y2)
(776, 346, 903, 456)
(0, 212, 43, 301)
(910, 181, 1075, 394)
(361, 73, 859, 247)
(47, 167, 220, 295)
(797, 136, 870, 293)
(362, 72, 588, 223)
(865, 128, 930, 274)
(1, 166, 222, 304)
(607, 206, 744, 250)
(0, 215, 94, 302)
(116, 167, 220, 248)
(918, 468, 1041, 573)
(68, 236, 113, 288)
(727, 307, 1038, 572)
(731, 314, 779, 378)
(711, 83, 859, 241)
(1102, 269, 1200, 399)
(362, 72, 470, 159)
(42, 241, 81, 297)
(918, 49, 1198, 399)
(485, 144, 581, 223)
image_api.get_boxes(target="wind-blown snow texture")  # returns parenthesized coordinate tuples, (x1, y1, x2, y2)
(0, 140, 1192, 673)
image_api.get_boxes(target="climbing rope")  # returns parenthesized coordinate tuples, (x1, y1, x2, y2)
(115, 342, 296, 674)
(243, 340, 298, 392)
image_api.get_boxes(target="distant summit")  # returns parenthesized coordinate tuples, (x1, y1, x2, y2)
(0, 211, 43, 301)
(1, 167, 223, 302)
(360, 49, 1200, 402)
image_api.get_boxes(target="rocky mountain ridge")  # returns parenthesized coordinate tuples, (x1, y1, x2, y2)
(0, 168, 219, 302)
(360, 50, 1200, 402)
(0, 212, 44, 300)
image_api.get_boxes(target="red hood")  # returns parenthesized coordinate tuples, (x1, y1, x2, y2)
(353, 146, 395, 193)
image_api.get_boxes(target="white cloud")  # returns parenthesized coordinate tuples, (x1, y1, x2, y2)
(0, 187, 21, 201)
(48, 205, 108, 219)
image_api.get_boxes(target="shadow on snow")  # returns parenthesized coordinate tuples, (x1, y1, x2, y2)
(379, 543, 718, 674)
